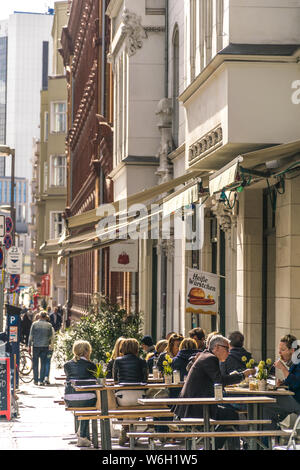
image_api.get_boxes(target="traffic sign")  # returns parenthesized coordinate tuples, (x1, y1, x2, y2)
(6, 247, 22, 275)
(9, 274, 20, 292)
(5, 217, 13, 234)
(3, 234, 12, 250)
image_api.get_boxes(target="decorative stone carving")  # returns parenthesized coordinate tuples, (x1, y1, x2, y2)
(121, 9, 147, 56)
(156, 98, 173, 184)
(209, 195, 238, 240)
(189, 125, 223, 162)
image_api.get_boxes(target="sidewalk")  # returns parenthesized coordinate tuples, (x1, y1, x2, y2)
(0, 364, 77, 450)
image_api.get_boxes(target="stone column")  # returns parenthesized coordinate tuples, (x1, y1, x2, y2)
(236, 188, 263, 360)
(275, 174, 300, 346)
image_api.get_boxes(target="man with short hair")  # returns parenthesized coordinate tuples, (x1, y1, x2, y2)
(28, 311, 54, 386)
(173, 334, 255, 449)
(188, 327, 206, 351)
(49, 306, 62, 332)
(220, 330, 252, 375)
(141, 335, 155, 354)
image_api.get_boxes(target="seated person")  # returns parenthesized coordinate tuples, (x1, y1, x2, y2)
(113, 338, 148, 446)
(173, 334, 255, 450)
(105, 336, 125, 379)
(188, 327, 206, 352)
(146, 339, 167, 374)
(220, 331, 252, 375)
(157, 333, 184, 375)
(172, 338, 199, 382)
(64, 340, 97, 448)
(263, 334, 300, 431)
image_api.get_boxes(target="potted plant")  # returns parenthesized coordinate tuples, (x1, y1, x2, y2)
(162, 354, 173, 384)
(241, 357, 255, 383)
(256, 359, 272, 391)
(89, 361, 107, 385)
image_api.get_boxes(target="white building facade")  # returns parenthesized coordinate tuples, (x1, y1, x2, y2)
(106, 0, 300, 361)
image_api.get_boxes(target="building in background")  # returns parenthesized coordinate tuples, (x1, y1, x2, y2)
(0, 9, 54, 287)
(31, 2, 68, 307)
(60, 0, 114, 319)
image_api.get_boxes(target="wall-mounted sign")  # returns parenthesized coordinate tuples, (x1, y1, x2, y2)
(110, 241, 138, 272)
(5, 216, 13, 234)
(41, 274, 50, 296)
(185, 268, 218, 316)
(7, 247, 23, 275)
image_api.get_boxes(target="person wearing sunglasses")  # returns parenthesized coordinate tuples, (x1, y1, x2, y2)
(173, 334, 255, 450)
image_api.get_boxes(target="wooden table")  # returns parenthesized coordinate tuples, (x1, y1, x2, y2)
(137, 396, 277, 450)
(225, 386, 294, 396)
(74, 382, 183, 450)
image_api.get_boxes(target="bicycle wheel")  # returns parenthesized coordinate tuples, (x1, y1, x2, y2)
(19, 353, 33, 376)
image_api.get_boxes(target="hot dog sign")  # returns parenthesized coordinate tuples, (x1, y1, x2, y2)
(185, 268, 218, 316)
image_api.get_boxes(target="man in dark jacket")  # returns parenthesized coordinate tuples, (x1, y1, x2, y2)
(49, 307, 62, 332)
(220, 331, 252, 375)
(173, 334, 255, 449)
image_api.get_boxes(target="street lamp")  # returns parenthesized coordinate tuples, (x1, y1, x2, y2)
(0, 146, 15, 332)
(0, 146, 15, 244)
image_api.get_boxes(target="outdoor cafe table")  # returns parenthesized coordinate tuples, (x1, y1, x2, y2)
(74, 381, 183, 450)
(137, 396, 277, 450)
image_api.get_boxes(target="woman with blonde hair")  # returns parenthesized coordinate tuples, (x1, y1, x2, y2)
(106, 336, 126, 379)
(64, 340, 97, 448)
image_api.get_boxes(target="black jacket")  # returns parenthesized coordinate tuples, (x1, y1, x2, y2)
(173, 349, 244, 419)
(113, 354, 148, 384)
(64, 358, 97, 405)
(172, 349, 200, 381)
(219, 347, 252, 375)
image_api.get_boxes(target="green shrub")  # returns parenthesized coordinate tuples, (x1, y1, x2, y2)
(53, 296, 143, 367)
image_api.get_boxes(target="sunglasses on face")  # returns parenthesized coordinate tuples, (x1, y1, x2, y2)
(217, 344, 229, 351)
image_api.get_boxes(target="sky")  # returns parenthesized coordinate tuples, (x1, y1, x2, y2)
(0, 1, 55, 21)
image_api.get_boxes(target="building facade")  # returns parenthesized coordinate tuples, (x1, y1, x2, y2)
(58, 0, 300, 362)
(31, 2, 68, 307)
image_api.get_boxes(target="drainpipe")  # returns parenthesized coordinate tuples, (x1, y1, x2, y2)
(165, 0, 169, 98)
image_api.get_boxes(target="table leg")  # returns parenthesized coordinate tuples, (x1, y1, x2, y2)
(248, 403, 258, 450)
(203, 405, 210, 450)
(100, 389, 111, 450)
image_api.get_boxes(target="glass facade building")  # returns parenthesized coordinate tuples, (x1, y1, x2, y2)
(0, 36, 7, 176)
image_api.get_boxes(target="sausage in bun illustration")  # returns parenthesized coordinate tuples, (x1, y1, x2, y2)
(188, 287, 215, 305)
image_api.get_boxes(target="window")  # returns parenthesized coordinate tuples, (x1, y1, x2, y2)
(44, 162, 48, 192)
(50, 212, 64, 239)
(44, 111, 49, 142)
(0, 181, 2, 203)
(172, 26, 180, 148)
(51, 102, 67, 133)
(23, 183, 26, 203)
(4, 181, 7, 203)
(50, 155, 66, 186)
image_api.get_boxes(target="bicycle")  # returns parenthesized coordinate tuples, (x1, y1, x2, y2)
(19, 344, 33, 383)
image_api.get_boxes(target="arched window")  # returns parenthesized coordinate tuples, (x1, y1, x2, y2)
(172, 26, 179, 148)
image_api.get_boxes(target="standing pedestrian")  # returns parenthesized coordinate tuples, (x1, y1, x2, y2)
(28, 310, 54, 386)
(49, 307, 62, 332)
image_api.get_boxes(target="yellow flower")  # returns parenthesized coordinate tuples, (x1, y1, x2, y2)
(241, 356, 247, 362)
(105, 352, 110, 358)
(168, 357, 172, 364)
(165, 354, 171, 361)
(266, 358, 272, 366)
(250, 359, 255, 365)
(163, 360, 168, 366)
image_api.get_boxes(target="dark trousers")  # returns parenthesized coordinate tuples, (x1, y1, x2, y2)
(262, 396, 300, 430)
(32, 347, 48, 383)
(214, 405, 240, 450)
(67, 398, 97, 439)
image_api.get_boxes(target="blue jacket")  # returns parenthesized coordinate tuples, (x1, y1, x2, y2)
(284, 362, 300, 404)
(172, 349, 199, 381)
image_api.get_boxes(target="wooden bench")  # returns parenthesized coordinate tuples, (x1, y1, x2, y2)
(127, 430, 291, 450)
(112, 418, 272, 448)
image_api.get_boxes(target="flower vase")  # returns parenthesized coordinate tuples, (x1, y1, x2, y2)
(96, 378, 104, 385)
(164, 374, 172, 385)
(258, 379, 267, 391)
